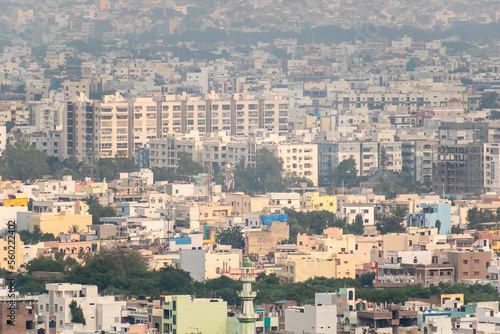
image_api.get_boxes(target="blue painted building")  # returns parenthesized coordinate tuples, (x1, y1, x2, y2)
(406, 203, 451, 234)
(135, 147, 150, 168)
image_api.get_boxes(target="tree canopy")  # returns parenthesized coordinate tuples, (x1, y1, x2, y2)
(10, 249, 500, 306)
(152, 152, 205, 183)
(233, 148, 313, 195)
(479, 92, 499, 110)
(18, 225, 57, 245)
(328, 158, 360, 191)
(215, 226, 245, 250)
(84, 195, 116, 225)
(376, 206, 408, 234)
(0, 141, 50, 181)
(285, 208, 346, 243)
(69, 300, 86, 325)
(344, 214, 365, 235)
(466, 207, 497, 230)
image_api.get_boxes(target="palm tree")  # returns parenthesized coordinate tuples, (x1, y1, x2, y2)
(68, 225, 83, 234)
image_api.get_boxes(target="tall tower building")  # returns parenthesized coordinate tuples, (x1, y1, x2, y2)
(237, 257, 258, 334)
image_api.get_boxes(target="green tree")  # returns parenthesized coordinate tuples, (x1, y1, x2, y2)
(151, 167, 175, 182)
(435, 220, 442, 233)
(215, 226, 245, 250)
(234, 148, 290, 194)
(18, 225, 57, 245)
(177, 152, 204, 176)
(490, 110, 500, 120)
(451, 225, 461, 234)
(68, 225, 83, 234)
(358, 272, 375, 288)
(97, 158, 139, 181)
(479, 92, 499, 110)
(373, 181, 408, 199)
(405, 59, 417, 72)
(461, 78, 474, 86)
(26, 252, 78, 273)
(377, 206, 407, 234)
(69, 300, 86, 325)
(378, 146, 388, 171)
(0, 141, 50, 181)
(283, 174, 314, 189)
(467, 207, 496, 230)
(329, 158, 359, 190)
(345, 214, 364, 235)
(4, 121, 14, 133)
(285, 208, 346, 242)
(84, 195, 116, 225)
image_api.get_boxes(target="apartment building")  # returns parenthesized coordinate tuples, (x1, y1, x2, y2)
(208, 94, 232, 133)
(484, 143, 500, 193)
(64, 92, 94, 161)
(158, 94, 184, 136)
(62, 92, 289, 162)
(149, 130, 285, 173)
(273, 143, 318, 185)
(260, 96, 289, 136)
(29, 100, 64, 132)
(402, 139, 437, 183)
(38, 283, 126, 332)
(0, 234, 23, 271)
(157, 92, 288, 137)
(233, 93, 260, 136)
(61, 79, 90, 102)
(318, 142, 403, 179)
(149, 132, 204, 169)
(448, 250, 492, 282)
(95, 92, 130, 158)
(334, 82, 468, 112)
(432, 142, 484, 194)
(130, 97, 158, 153)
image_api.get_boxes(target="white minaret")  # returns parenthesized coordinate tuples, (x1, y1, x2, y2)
(237, 257, 258, 334)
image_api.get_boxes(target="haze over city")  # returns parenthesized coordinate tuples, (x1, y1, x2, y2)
(2, 1, 500, 334)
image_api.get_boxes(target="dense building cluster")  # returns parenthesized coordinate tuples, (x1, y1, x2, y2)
(2, 0, 500, 334)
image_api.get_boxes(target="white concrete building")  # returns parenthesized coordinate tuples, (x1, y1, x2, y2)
(484, 143, 500, 193)
(272, 143, 318, 186)
(38, 283, 126, 332)
(266, 193, 301, 209)
(285, 304, 337, 334)
(341, 203, 375, 226)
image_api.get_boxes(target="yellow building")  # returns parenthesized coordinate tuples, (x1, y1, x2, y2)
(226, 193, 270, 216)
(440, 294, 464, 306)
(245, 221, 289, 255)
(81, 181, 108, 194)
(0, 234, 24, 271)
(150, 253, 179, 271)
(162, 295, 227, 334)
(302, 192, 337, 213)
(278, 252, 355, 282)
(316, 233, 356, 254)
(30, 211, 91, 235)
(4, 198, 28, 207)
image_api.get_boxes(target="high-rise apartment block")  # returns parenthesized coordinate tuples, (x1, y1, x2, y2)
(64, 92, 288, 162)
